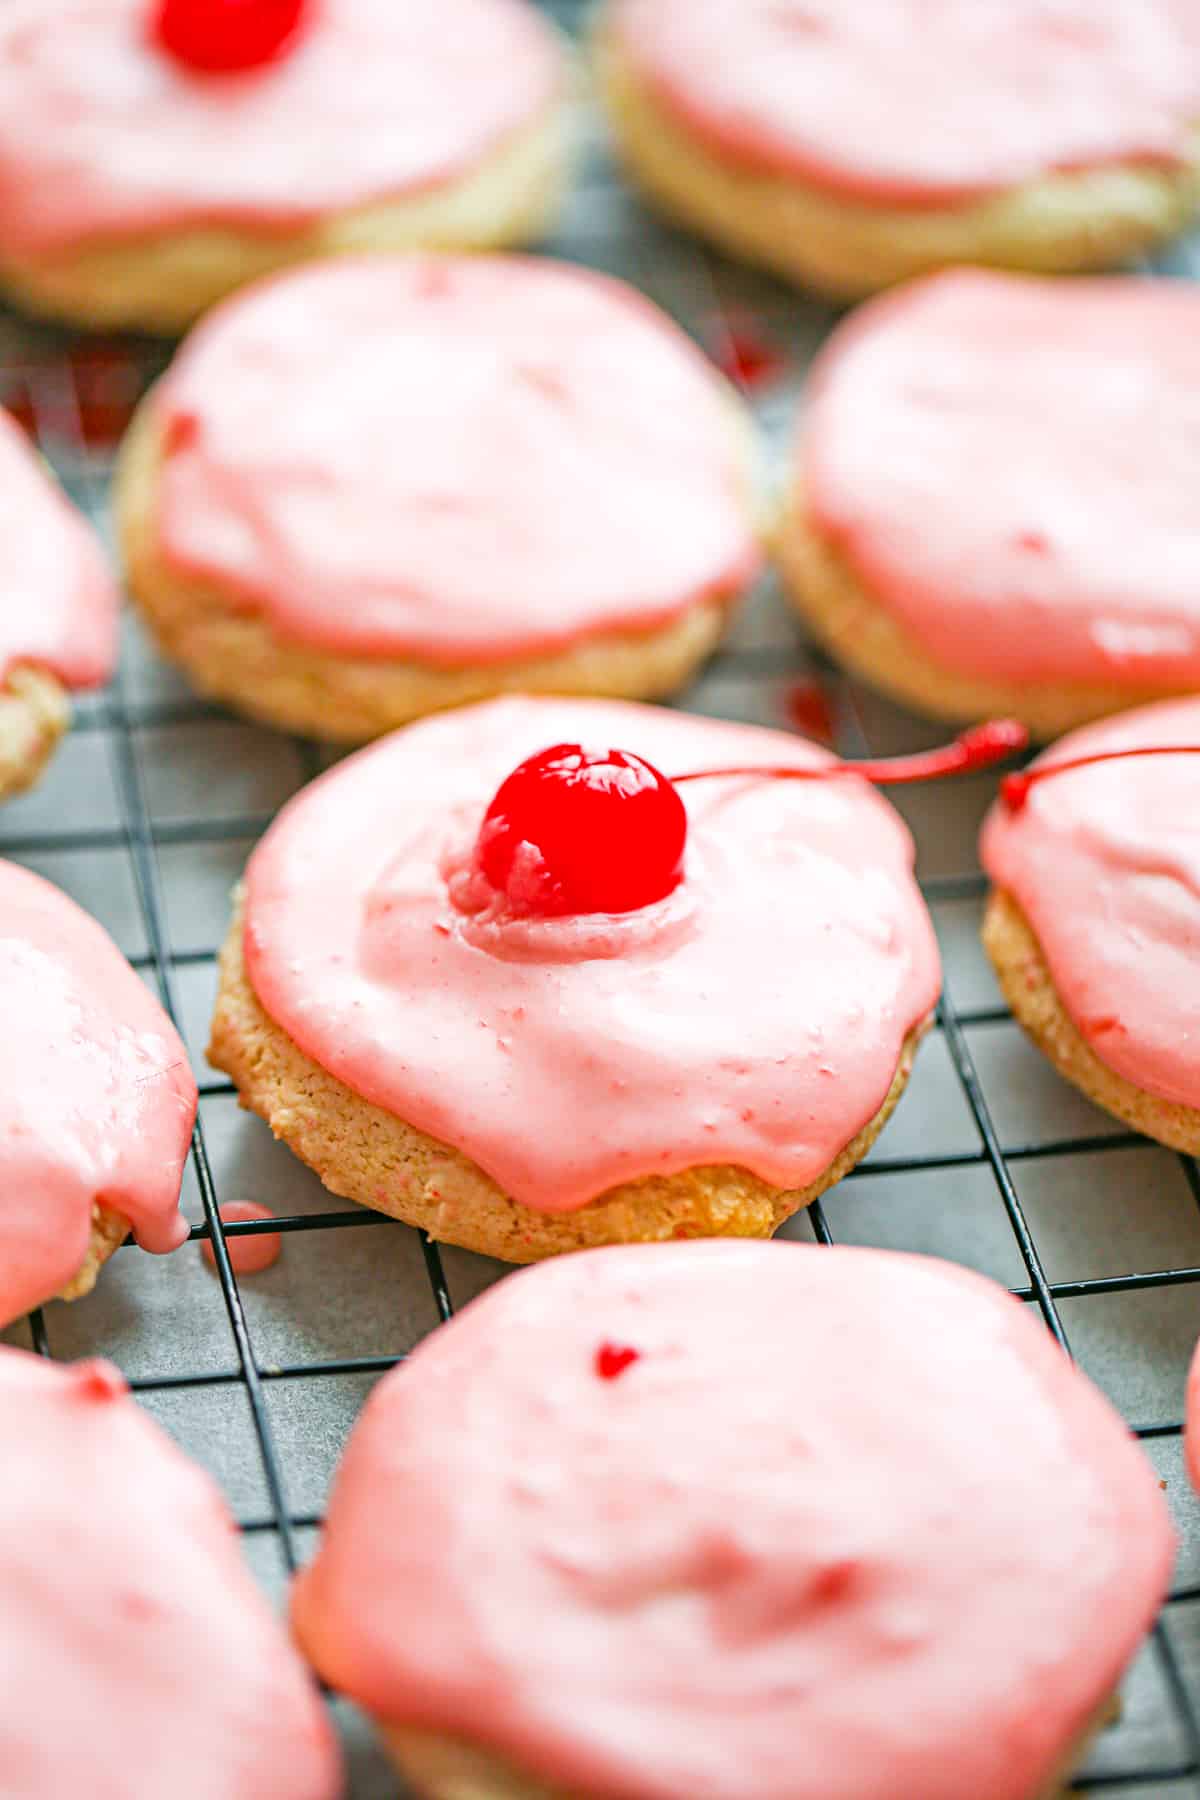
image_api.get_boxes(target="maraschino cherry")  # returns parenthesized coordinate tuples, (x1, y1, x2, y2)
(475, 721, 1027, 920)
(477, 744, 688, 918)
(151, 0, 308, 74)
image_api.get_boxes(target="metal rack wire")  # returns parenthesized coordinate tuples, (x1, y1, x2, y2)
(4, 3, 1200, 1791)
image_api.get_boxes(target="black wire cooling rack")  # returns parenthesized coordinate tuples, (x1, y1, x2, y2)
(5, 3, 1200, 1792)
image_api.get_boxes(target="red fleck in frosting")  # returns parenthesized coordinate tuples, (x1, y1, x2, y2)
(0, 860, 195, 1326)
(243, 696, 940, 1212)
(0, 407, 116, 689)
(148, 254, 760, 665)
(803, 272, 1200, 691)
(594, 1341, 640, 1380)
(981, 697, 1200, 1110)
(0, 0, 563, 257)
(0, 1348, 340, 1799)
(613, 0, 1200, 205)
(292, 1240, 1173, 1800)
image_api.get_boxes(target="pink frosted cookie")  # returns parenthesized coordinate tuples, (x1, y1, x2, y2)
(982, 697, 1200, 1151)
(783, 271, 1200, 738)
(0, 0, 570, 332)
(208, 696, 940, 1259)
(0, 407, 117, 800)
(599, 0, 1200, 294)
(293, 1239, 1173, 1800)
(0, 1348, 339, 1798)
(116, 255, 762, 741)
(0, 860, 196, 1326)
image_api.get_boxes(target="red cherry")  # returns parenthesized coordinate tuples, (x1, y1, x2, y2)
(476, 744, 687, 918)
(151, 0, 308, 74)
(473, 722, 1027, 921)
(594, 1342, 640, 1381)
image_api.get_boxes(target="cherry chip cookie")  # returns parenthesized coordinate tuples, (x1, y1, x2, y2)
(208, 696, 940, 1259)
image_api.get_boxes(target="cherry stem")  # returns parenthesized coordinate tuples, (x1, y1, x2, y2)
(671, 719, 1028, 790)
(1002, 744, 1200, 811)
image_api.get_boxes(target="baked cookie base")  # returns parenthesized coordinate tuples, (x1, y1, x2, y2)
(382, 1714, 1110, 1800)
(984, 888, 1200, 1154)
(596, 30, 1200, 298)
(208, 895, 930, 1262)
(0, 666, 70, 803)
(778, 499, 1199, 741)
(58, 1203, 132, 1304)
(0, 103, 570, 334)
(115, 384, 745, 743)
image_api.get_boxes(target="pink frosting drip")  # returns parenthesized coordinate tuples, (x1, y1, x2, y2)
(0, 0, 562, 257)
(0, 860, 196, 1326)
(293, 1240, 1174, 1800)
(0, 1348, 340, 1798)
(1188, 1335, 1200, 1497)
(981, 697, 1200, 1108)
(1189, 1335, 1200, 1495)
(804, 272, 1200, 688)
(244, 697, 940, 1213)
(150, 255, 760, 665)
(615, 0, 1200, 204)
(0, 408, 116, 688)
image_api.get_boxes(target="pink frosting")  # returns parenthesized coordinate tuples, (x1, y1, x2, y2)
(293, 1239, 1174, 1800)
(614, 0, 1200, 204)
(0, 860, 196, 1326)
(149, 255, 760, 665)
(0, 408, 116, 689)
(804, 272, 1200, 689)
(244, 697, 939, 1213)
(981, 698, 1200, 1108)
(0, 0, 562, 257)
(0, 1348, 339, 1798)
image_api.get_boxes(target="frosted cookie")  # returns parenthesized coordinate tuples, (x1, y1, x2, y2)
(597, 0, 1200, 298)
(116, 255, 761, 741)
(783, 272, 1200, 739)
(0, 408, 117, 800)
(0, 0, 570, 333)
(0, 1348, 339, 1798)
(293, 1239, 1173, 1800)
(981, 699, 1200, 1151)
(0, 861, 196, 1325)
(208, 696, 941, 1259)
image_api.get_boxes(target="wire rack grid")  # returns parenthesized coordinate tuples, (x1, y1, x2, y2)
(4, 5, 1200, 1793)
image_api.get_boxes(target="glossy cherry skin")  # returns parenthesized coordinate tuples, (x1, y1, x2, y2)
(475, 744, 688, 918)
(150, 0, 308, 74)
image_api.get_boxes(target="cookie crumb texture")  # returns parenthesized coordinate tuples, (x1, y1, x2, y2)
(57, 1202, 132, 1303)
(984, 886, 1200, 1154)
(0, 667, 69, 802)
(209, 896, 928, 1260)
